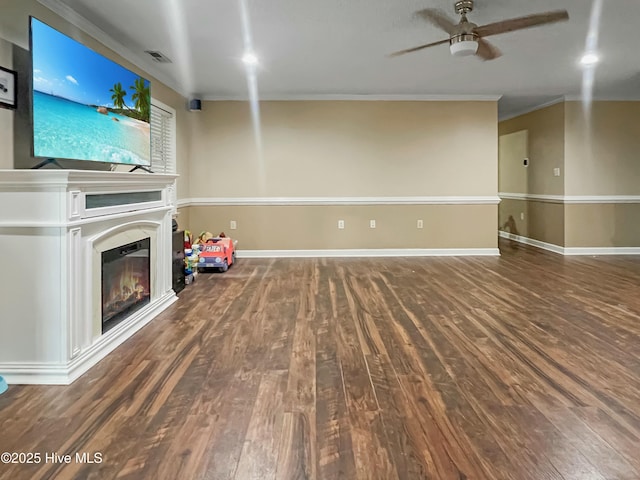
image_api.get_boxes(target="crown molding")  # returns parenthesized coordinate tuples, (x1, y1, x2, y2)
(499, 96, 640, 115)
(178, 196, 501, 207)
(498, 96, 566, 122)
(497, 94, 640, 122)
(202, 94, 503, 102)
(36, 0, 185, 97)
(564, 95, 640, 102)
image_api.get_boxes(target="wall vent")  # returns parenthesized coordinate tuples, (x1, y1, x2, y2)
(144, 50, 172, 63)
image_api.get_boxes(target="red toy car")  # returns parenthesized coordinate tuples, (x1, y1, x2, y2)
(198, 237, 236, 272)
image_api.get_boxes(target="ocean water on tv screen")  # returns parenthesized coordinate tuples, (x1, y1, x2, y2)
(33, 91, 151, 165)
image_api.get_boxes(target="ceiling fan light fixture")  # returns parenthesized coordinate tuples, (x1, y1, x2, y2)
(390, 3, 568, 61)
(450, 34, 479, 57)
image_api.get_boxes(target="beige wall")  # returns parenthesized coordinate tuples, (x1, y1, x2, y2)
(563, 101, 640, 247)
(189, 100, 498, 197)
(499, 198, 529, 238)
(0, 0, 190, 198)
(565, 101, 640, 196)
(565, 203, 640, 248)
(528, 201, 565, 247)
(188, 204, 497, 250)
(498, 103, 566, 246)
(499, 102, 565, 196)
(176, 207, 190, 233)
(499, 101, 640, 249)
(185, 100, 498, 250)
(498, 199, 565, 246)
(499, 130, 528, 194)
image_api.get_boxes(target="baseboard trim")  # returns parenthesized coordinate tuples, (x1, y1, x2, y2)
(0, 292, 177, 385)
(237, 248, 500, 258)
(498, 231, 564, 255)
(499, 231, 640, 256)
(563, 247, 640, 256)
(0, 364, 71, 385)
(65, 292, 178, 384)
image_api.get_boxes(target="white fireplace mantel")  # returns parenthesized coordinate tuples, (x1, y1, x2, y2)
(0, 169, 179, 384)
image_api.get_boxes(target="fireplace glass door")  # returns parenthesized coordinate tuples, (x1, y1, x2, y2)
(101, 238, 151, 332)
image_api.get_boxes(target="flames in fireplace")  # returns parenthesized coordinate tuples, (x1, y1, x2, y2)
(103, 261, 150, 318)
(102, 238, 151, 332)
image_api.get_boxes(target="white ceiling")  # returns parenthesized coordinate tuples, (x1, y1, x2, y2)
(49, 0, 640, 118)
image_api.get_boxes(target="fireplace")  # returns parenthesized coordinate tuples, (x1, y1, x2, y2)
(0, 170, 178, 384)
(101, 238, 151, 333)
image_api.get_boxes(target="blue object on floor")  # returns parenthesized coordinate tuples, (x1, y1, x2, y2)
(0, 376, 7, 395)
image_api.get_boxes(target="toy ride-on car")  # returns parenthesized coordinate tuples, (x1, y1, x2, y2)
(198, 237, 236, 272)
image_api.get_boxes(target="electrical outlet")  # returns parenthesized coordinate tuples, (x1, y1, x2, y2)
(338, 220, 345, 229)
(520, 212, 525, 221)
(230, 220, 237, 230)
(370, 220, 376, 229)
(554, 167, 561, 177)
(417, 219, 424, 229)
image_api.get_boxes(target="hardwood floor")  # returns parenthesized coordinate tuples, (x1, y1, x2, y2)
(1, 239, 640, 480)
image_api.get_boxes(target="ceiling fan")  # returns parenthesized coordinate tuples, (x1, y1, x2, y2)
(390, 0, 569, 60)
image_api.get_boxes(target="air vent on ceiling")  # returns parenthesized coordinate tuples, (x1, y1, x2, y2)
(144, 50, 172, 63)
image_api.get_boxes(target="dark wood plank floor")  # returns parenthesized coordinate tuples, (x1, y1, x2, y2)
(1, 239, 640, 480)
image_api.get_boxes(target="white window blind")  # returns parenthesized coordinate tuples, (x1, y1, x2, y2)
(150, 100, 176, 174)
(150, 99, 177, 213)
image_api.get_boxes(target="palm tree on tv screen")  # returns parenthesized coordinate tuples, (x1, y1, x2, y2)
(130, 77, 150, 121)
(109, 82, 127, 109)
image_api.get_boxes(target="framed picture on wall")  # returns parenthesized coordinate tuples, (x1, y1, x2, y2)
(0, 66, 17, 110)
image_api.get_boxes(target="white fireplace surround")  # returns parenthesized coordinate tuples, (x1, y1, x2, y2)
(0, 170, 179, 384)
(91, 223, 159, 336)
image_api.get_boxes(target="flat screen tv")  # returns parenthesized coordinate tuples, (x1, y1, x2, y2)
(30, 17, 151, 166)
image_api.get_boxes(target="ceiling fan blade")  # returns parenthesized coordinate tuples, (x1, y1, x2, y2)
(474, 10, 569, 37)
(415, 8, 458, 35)
(389, 38, 450, 57)
(476, 38, 502, 61)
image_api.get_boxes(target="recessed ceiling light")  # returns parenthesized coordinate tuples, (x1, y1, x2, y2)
(242, 52, 258, 66)
(580, 52, 600, 66)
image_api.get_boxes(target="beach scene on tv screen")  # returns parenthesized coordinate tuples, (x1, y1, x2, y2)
(31, 18, 151, 165)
